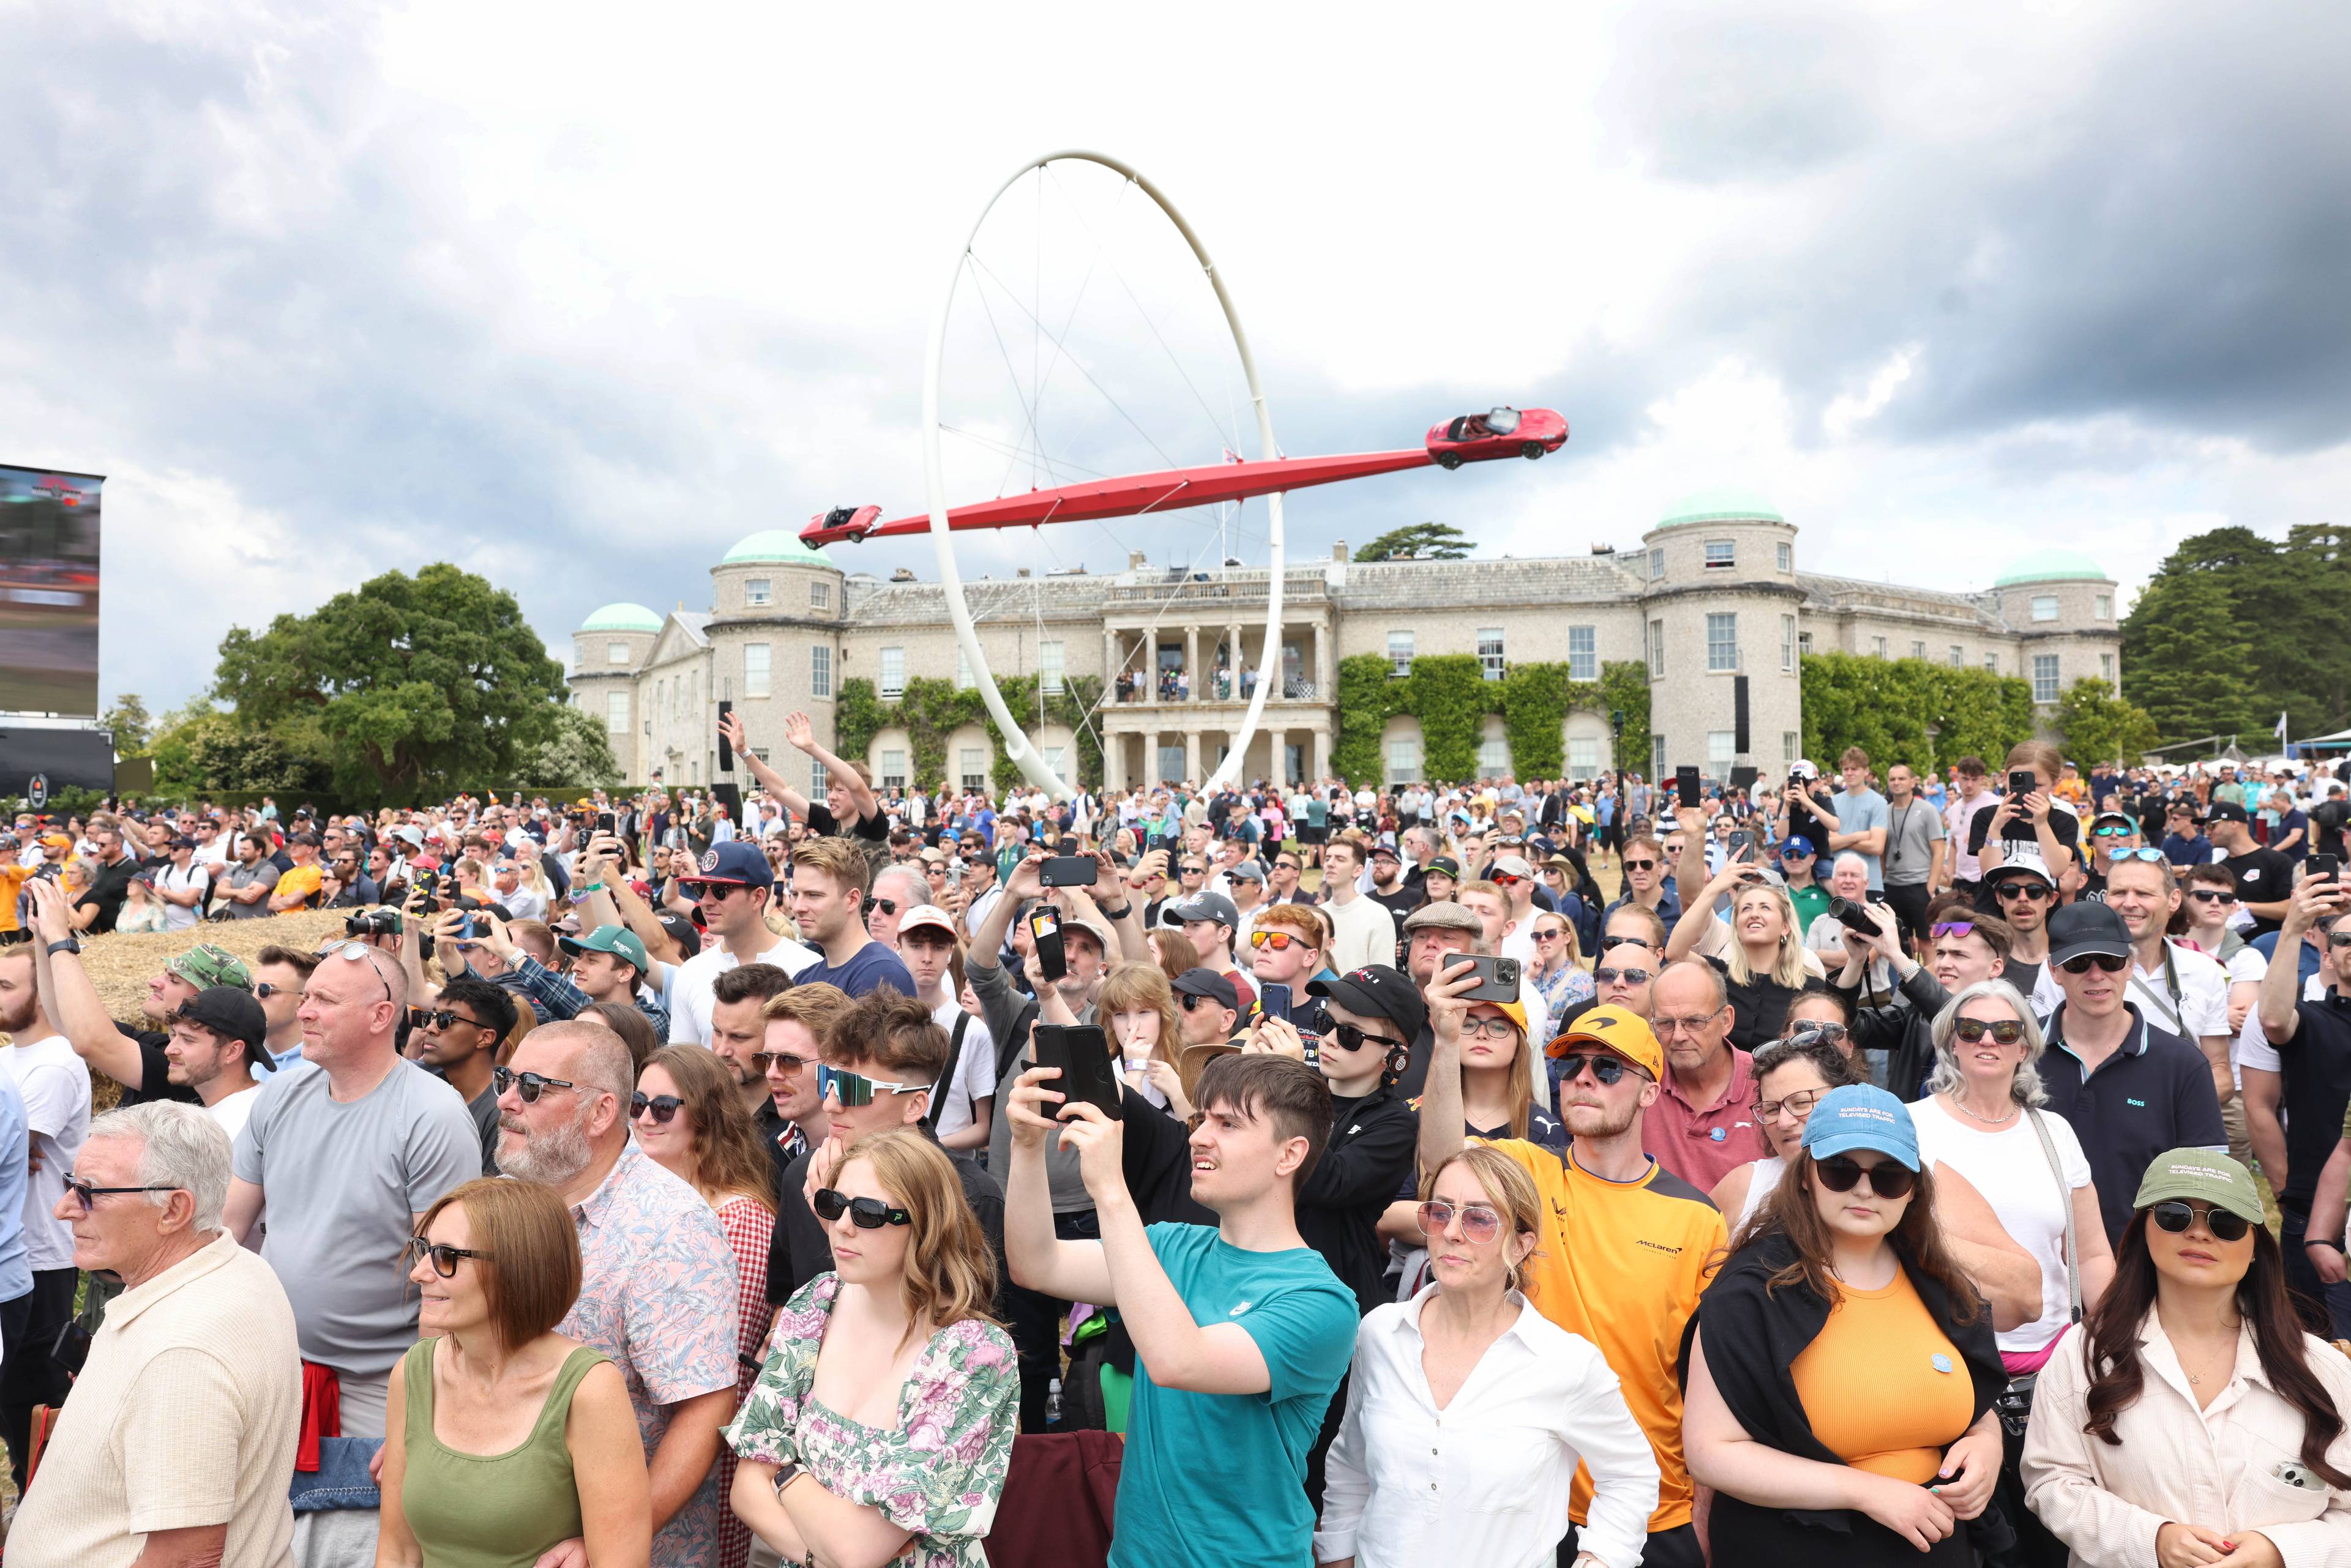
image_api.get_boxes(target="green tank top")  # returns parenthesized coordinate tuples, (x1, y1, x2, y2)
(399, 1339, 608, 1568)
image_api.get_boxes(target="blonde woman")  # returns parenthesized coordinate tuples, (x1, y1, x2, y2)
(728, 1130, 1019, 1568)
(1098, 960, 1186, 1113)
(1667, 861, 1826, 1050)
(1319, 1146, 1659, 1568)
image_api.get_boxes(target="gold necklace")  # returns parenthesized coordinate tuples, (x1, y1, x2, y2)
(2180, 1323, 2242, 1387)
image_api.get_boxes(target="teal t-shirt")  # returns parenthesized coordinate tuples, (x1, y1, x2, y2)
(1110, 1223, 1357, 1568)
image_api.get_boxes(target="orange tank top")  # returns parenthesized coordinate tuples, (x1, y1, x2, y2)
(1790, 1267, 1973, 1483)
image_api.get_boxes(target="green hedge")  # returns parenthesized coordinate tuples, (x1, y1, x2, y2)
(1798, 652, 2038, 774)
(834, 674, 1104, 793)
(1330, 654, 1651, 788)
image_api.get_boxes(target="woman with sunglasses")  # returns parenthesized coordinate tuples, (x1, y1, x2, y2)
(2024, 1149, 2351, 1565)
(378, 1177, 651, 1568)
(1685, 1086, 2008, 1564)
(730, 1129, 1018, 1568)
(1318, 1145, 1659, 1568)
(1527, 908, 1595, 1043)
(632, 1043, 778, 1568)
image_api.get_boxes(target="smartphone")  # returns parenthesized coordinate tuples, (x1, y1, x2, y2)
(2009, 770, 2037, 801)
(2311, 853, 2341, 884)
(458, 912, 476, 941)
(1727, 829, 1754, 858)
(1445, 954, 1522, 1002)
(1040, 855, 1099, 888)
(1677, 766, 1702, 810)
(1259, 982, 1293, 1025)
(1031, 1024, 1123, 1122)
(1030, 908, 1067, 983)
(596, 811, 616, 836)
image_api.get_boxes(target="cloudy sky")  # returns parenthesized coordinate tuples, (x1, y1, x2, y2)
(6, 1, 2347, 714)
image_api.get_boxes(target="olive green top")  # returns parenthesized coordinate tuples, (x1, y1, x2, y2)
(398, 1339, 607, 1568)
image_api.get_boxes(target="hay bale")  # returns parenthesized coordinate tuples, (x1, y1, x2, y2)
(5, 909, 353, 1041)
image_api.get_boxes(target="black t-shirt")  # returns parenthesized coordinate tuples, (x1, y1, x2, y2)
(2224, 846, 2298, 938)
(114, 1023, 200, 1107)
(2274, 996, 2351, 1211)
(804, 802, 888, 843)
(1968, 798, 2084, 864)
(1703, 954, 1828, 1053)
(77, 856, 143, 935)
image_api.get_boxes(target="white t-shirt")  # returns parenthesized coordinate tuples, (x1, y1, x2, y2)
(157, 861, 211, 932)
(209, 1083, 261, 1145)
(1909, 1094, 2092, 1354)
(663, 933, 820, 1044)
(3, 1036, 92, 1272)
(927, 998, 998, 1139)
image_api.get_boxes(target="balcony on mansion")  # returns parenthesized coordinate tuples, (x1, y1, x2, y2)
(1101, 564, 1336, 711)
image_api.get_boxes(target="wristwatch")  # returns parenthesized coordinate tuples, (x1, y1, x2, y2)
(46, 938, 80, 958)
(1097, 903, 1132, 920)
(770, 1460, 805, 1499)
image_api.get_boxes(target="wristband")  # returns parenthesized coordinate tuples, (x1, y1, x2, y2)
(2306, 1239, 2344, 1252)
(1097, 903, 1132, 920)
(580, 881, 608, 894)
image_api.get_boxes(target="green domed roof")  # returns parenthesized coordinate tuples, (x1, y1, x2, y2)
(1654, 487, 1785, 529)
(1994, 548, 2109, 588)
(578, 602, 662, 634)
(721, 530, 836, 569)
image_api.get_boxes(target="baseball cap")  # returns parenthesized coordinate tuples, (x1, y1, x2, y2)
(1403, 902, 1482, 936)
(168, 943, 252, 992)
(1801, 1084, 1921, 1171)
(1547, 1003, 1663, 1078)
(1990, 847, 2058, 891)
(1370, 842, 1401, 862)
(2205, 801, 2251, 825)
(2132, 1148, 2266, 1227)
(1227, 861, 1266, 884)
(1788, 760, 1820, 782)
(1425, 856, 1462, 880)
(1171, 968, 1240, 1012)
(690, 840, 773, 890)
(2091, 810, 2137, 831)
(1307, 964, 1429, 1040)
(896, 903, 960, 942)
(178, 987, 272, 1071)
(1467, 996, 1530, 1037)
(1780, 834, 1817, 859)
(1490, 854, 1534, 879)
(2046, 901, 2133, 968)
(558, 924, 650, 974)
(1169, 891, 1239, 928)
(655, 909, 703, 958)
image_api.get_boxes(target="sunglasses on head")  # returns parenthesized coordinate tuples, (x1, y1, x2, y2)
(493, 1066, 579, 1103)
(1954, 1016, 2027, 1044)
(1416, 1199, 1505, 1244)
(1552, 1050, 1632, 1085)
(2060, 953, 2130, 976)
(817, 1064, 925, 1107)
(2109, 848, 2166, 864)
(2148, 1198, 2252, 1243)
(1593, 966, 1654, 986)
(630, 1092, 684, 1124)
(319, 941, 393, 1001)
(404, 1236, 494, 1278)
(813, 1188, 911, 1229)
(1814, 1154, 1917, 1199)
(1786, 1020, 1848, 1047)
(1994, 881, 2054, 902)
(1931, 922, 1978, 941)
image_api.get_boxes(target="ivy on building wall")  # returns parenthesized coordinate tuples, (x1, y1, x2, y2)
(1798, 652, 2038, 774)
(834, 674, 1104, 793)
(1331, 654, 1652, 787)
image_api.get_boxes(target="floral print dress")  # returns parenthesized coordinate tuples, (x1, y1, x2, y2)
(727, 1274, 1020, 1568)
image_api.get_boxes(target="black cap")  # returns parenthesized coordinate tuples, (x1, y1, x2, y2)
(2047, 901, 2133, 969)
(1308, 963, 1429, 1040)
(1426, 856, 1462, 880)
(179, 987, 272, 1072)
(656, 909, 703, 959)
(2205, 801, 2250, 825)
(1172, 968, 1239, 1011)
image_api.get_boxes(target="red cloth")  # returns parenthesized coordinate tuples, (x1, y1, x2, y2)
(296, 1361, 343, 1473)
(984, 1432, 1123, 1568)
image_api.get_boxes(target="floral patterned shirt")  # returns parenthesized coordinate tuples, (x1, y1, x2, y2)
(559, 1142, 742, 1568)
(727, 1274, 1019, 1568)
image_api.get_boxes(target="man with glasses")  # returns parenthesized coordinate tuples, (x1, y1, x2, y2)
(410, 975, 514, 1176)
(1248, 904, 1333, 1015)
(2104, 853, 2235, 1115)
(1265, 848, 1315, 907)
(2161, 800, 2215, 869)
(2248, 873, 2351, 1335)
(321, 843, 379, 909)
(1982, 847, 2066, 1015)
(663, 840, 816, 1045)
(2073, 808, 2144, 902)
(1153, 849, 1211, 931)
(2038, 902, 2227, 1245)
(223, 941, 476, 1554)
(253, 945, 320, 1070)
(496, 1019, 742, 1566)
(9, 1103, 300, 1568)
(1641, 960, 1769, 1189)
(1419, 981, 1724, 1568)
(864, 862, 927, 952)
(1607, 834, 1682, 929)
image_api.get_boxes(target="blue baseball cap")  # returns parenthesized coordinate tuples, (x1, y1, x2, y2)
(1801, 1084, 1921, 1171)
(690, 840, 773, 890)
(1780, 835, 1817, 859)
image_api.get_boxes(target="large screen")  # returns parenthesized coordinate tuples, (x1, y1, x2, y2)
(0, 465, 102, 717)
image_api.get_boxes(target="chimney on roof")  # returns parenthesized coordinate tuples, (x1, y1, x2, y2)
(1331, 539, 1349, 564)
(1129, 550, 1147, 570)
(1015, 567, 1032, 578)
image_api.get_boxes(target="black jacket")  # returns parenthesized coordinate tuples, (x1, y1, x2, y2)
(1836, 965, 1952, 1103)
(1691, 1228, 2008, 1566)
(1294, 1083, 1418, 1317)
(769, 1126, 1008, 1315)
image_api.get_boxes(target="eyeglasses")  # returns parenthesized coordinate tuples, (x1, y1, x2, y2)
(1552, 1051, 1632, 1086)
(407, 1008, 483, 1032)
(1785, 1021, 1848, 1047)
(1754, 1087, 1828, 1122)
(62, 1174, 179, 1213)
(1814, 1155, 1918, 1199)
(630, 1092, 684, 1124)
(817, 1064, 926, 1108)
(1622, 859, 1658, 872)
(2148, 1199, 2252, 1243)
(1593, 966, 1654, 986)
(1993, 881, 2054, 902)
(403, 1236, 495, 1278)
(320, 941, 393, 1001)
(2186, 889, 2238, 905)
(1930, 922, 1976, 940)
(751, 1049, 815, 1075)
(1328, 1021, 1404, 1055)
(813, 1188, 911, 1229)
(1954, 1017, 2028, 1044)
(2059, 953, 2131, 976)
(1416, 1199, 1504, 1244)
(493, 1067, 580, 1103)
(1460, 1016, 1520, 1040)
(1654, 1010, 1725, 1038)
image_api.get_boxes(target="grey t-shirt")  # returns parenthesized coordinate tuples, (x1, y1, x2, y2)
(223, 861, 277, 919)
(233, 1058, 480, 1376)
(1833, 787, 1891, 890)
(1883, 796, 1946, 889)
(970, 955, 1097, 1214)
(464, 1082, 502, 1176)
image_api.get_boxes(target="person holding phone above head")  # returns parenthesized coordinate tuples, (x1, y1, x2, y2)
(2247, 867, 2351, 1338)
(1683, 1086, 2008, 1566)
(729, 1129, 1020, 1568)
(1665, 853, 1827, 1051)
(2022, 1149, 2351, 1567)
(1316, 1146, 1660, 1568)
(1972, 741, 2082, 883)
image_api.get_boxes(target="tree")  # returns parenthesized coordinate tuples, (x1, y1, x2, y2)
(1356, 521, 1472, 561)
(1799, 653, 2038, 775)
(2122, 523, 2351, 742)
(212, 562, 567, 796)
(528, 704, 626, 790)
(2054, 678, 2160, 766)
(2120, 567, 2264, 742)
(100, 693, 153, 756)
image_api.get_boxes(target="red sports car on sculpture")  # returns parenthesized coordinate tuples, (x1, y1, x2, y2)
(1424, 406, 1568, 469)
(807, 504, 881, 543)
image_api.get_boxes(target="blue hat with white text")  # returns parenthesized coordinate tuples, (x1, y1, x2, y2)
(1801, 1083, 1921, 1171)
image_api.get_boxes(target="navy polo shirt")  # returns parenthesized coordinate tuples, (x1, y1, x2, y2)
(2269, 993, 2351, 1212)
(2039, 1001, 2227, 1245)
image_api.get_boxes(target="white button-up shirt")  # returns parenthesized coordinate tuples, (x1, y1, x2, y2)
(2022, 1314, 2351, 1565)
(1314, 1285, 1660, 1568)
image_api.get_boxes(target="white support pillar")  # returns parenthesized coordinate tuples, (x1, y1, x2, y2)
(1184, 626, 1199, 701)
(1184, 728, 1203, 784)
(1312, 724, 1331, 783)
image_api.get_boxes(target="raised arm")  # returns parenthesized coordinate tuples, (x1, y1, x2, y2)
(718, 712, 811, 818)
(1002, 1067, 1118, 1305)
(2260, 878, 2337, 1043)
(1415, 958, 1480, 1173)
(24, 879, 146, 1091)
(782, 711, 876, 824)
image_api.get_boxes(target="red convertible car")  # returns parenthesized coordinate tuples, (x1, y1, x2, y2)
(1424, 406, 1568, 469)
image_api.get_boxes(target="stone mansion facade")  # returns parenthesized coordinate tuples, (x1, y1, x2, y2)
(567, 489, 2125, 792)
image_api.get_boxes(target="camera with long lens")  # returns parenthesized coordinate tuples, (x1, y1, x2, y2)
(1827, 895, 1881, 935)
(345, 907, 403, 938)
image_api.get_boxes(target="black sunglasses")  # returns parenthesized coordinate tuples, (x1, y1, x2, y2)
(62, 1174, 179, 1213)
(1954, 1017, 2027, 1045)
(408, 1007, 484, 1032)
(812, 1189, 911, 1229)
(1994, 881, 2054, 902)
(2060, 954, 2131, 976)
(1814, 1155, 1918, 1199)
(493, 1066, 580, 1103)
(630, 1092, 684, 1124)
(2148, 1199, 2252, 1243)
(404, 1236, 495, 1278)
(1552, 1051, 1631, 1086)
(1593, 966, 1654, 985)
(1178, 993, 1228, 1012)
(1328, 1021, 1405, 1054)
(2186, 889, 2237, 905)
